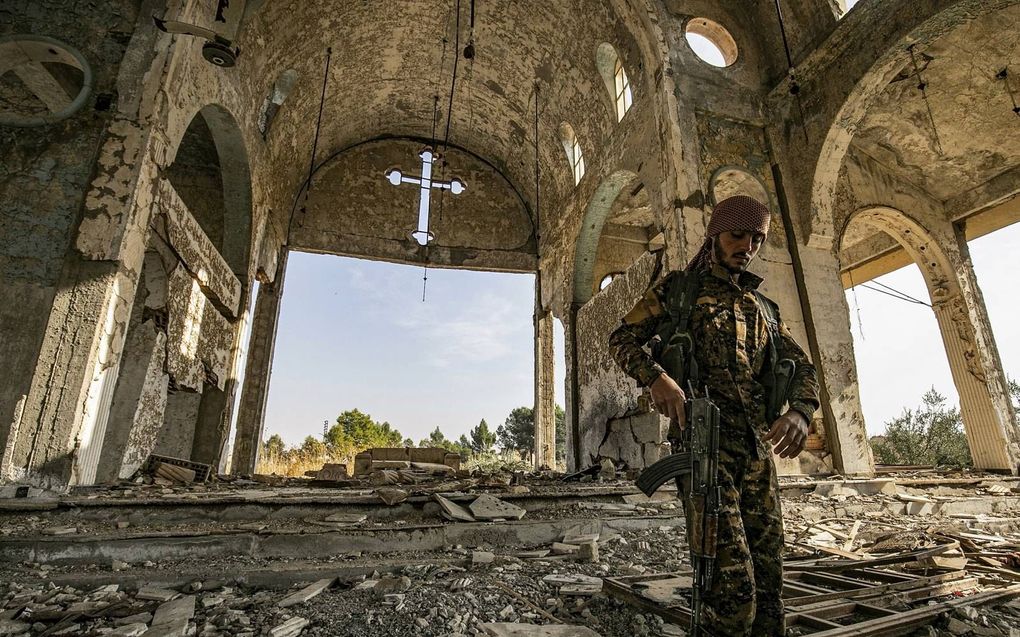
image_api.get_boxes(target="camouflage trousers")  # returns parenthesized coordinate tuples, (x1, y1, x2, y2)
(678, 447, 785, 637)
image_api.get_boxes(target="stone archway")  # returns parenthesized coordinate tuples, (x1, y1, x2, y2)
(93, 104, 254, 482)
(840, 206, 1020, 471)
(571, 170, 640, 306)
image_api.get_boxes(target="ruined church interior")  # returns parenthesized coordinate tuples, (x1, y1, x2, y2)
(3, 0, 1020, 635)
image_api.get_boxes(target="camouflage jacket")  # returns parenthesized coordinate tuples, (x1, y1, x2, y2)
(608, 264, 820, 456)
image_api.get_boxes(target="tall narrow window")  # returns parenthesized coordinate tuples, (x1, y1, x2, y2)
(597, 43, 635, 122)
(614, 58, 633, 121)
(560, 123, 585, 186)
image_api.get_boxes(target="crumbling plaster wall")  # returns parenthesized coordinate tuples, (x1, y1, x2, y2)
(291, 138, 536, 273)
(2, 0, 283, 485)
(566, 0, 833, 470)
(0, 0, 143, 478)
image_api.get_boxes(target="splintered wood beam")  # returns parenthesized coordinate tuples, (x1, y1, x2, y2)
(803, 584, 1020, 637)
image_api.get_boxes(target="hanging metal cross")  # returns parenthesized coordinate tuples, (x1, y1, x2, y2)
(385, 146, 466, 246)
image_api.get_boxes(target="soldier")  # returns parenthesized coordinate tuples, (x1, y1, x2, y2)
(608, 195, 820, 636)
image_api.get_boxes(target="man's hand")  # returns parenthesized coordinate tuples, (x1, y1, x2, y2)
(650, 373, 686, 426)
(763, 410, 809, 458)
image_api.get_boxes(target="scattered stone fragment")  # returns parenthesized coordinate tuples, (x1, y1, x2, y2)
(137, 586, 178, 602)
(370, 469, 402, 485)
(42, 527, 77, 536)
(316, 463, 348, 480)
(373, 575, 412, 597)
(112, 559, 130, 571)
(434, 493, 476, 522)
(116, 521, 131, 529)
(108, 623, 148, 637)
(116, 612, 154, 626)
(322, 513, 367, 525)
(472, 550, 496, 565)
(143, 595, 194, 636)
(598, 458, 616, 481)
(578, 541, 599, 562)
(516, 550, 551, 559)
(480, 623, 602, 636)
(154, 462, 195, 484)
(278, 578, 335, 608)
(551, 542, 579, 555)
(469, 494, 526, 521)
(375, 487, 409, 506)
(269, 617, 310, 637)
(0, 620, 30, 636)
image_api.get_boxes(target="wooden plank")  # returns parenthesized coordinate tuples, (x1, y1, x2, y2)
(803, 584, 1020, 637)
(785, 572, 968, 606)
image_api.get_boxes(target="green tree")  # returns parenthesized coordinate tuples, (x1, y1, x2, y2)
(498, 407, 535, 457)
(554, 404, 566, 463)
(262, 434, 286, 460)
(299, 435, 326, 457)
(326, 409, 404, 453)
(870, 388, 971, 467)
(469, 418, 496, 454)
(402, 438, 415, 448)
(496, 405, 566, 463)
(420, 426, 449, 448)
(1009, 376, 1020, 411)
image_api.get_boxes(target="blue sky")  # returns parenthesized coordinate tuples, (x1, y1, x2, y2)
(848, 225, 1019, 435)
(263, 254, 564, 446)
(262, 223, 1017, 447)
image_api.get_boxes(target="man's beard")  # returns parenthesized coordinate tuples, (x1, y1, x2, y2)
(713, 240, 748, 274)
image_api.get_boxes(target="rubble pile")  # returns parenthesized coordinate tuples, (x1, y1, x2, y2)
(2, 467, 1020, 636)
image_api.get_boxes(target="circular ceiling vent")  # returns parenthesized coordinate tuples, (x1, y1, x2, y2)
(685, 18, 739, 68)
(0, 35, 94, 127)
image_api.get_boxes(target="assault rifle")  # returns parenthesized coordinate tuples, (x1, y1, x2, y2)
(635, 390, 720, 636)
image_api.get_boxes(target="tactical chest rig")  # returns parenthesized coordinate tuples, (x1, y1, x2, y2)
(649, 268, 796, 432)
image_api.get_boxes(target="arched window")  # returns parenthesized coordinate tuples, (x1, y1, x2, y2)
(559, 123, 585, 185)
(596, 43, 634, 122)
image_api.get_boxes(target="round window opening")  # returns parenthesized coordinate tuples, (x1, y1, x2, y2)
(0, 35, 93, 127)
(685, 18, 738, 68)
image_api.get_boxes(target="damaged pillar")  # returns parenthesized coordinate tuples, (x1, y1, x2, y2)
(533, 304, 556, 469)
(231, 250, 288, 475)
(933, 227, 1020, 472)
(792, 241, 875, 476)
(6, 120, 164, 487)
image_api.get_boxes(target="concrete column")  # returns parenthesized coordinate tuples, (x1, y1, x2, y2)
(769, 163, 874, 476)
(533, 304, 556, 469)
(230, 251, 288, 475)
(794, 245, 875, 476)
(10, 261, 138, 487)
(565, 301, 583, 472)
(932, 229, 1020, 472)
(95, 320, 169, 483)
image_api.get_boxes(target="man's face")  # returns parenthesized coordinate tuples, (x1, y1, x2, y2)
(712, 229, 766, 273)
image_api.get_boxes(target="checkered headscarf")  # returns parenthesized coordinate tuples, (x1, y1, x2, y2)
(685, 195, 772, 272)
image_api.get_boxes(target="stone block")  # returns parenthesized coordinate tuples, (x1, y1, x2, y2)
(630, 412, 667, 444)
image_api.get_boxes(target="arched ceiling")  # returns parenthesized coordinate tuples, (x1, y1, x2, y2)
(848, 4, 1020, 205)
(238, 0, 655, 222)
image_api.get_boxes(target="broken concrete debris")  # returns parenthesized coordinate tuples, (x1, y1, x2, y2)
(470, 494, 528, 520)
(4, 471, 1020, 635)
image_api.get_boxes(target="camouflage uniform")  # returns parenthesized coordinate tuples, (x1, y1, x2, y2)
(609, 263, 820, 637)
